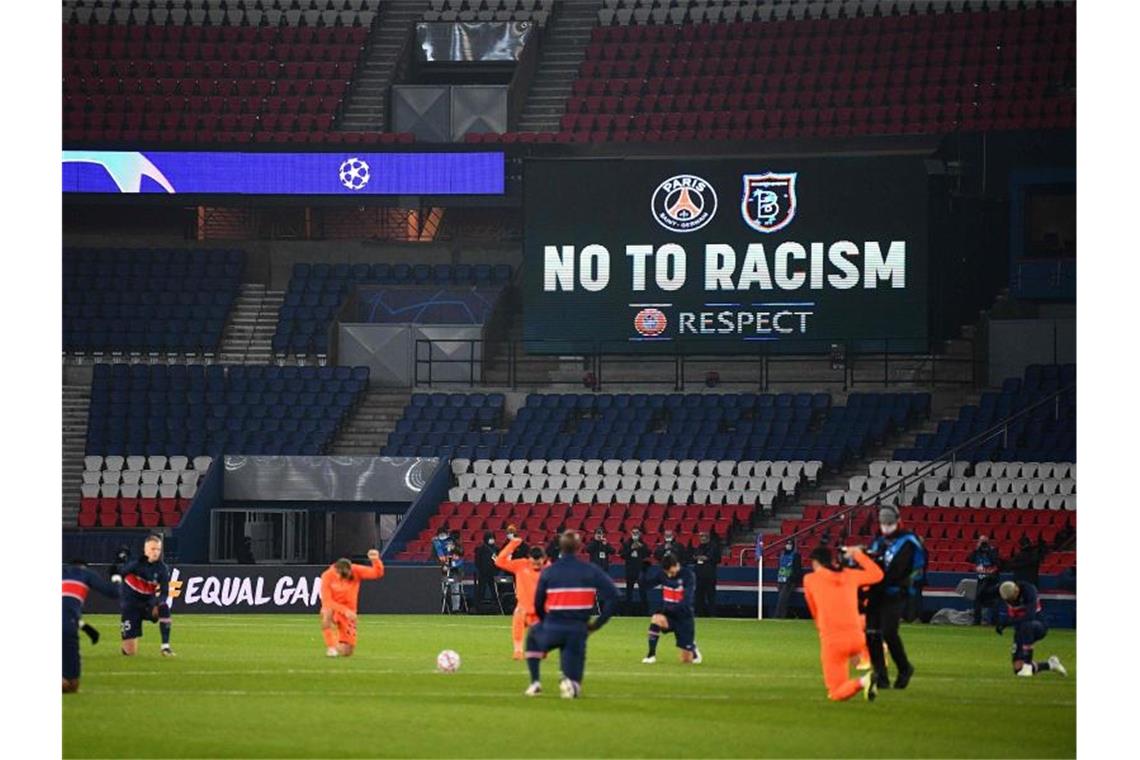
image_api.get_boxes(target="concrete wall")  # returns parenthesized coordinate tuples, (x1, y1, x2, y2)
(987, 318, 1075, 386)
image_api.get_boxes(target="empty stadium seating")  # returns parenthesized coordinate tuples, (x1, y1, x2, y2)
(62, 248, 244, 357)
(84, 363, 370, 457)
(769, 504, 1075, 574)
(273, 262, 513, 356)
(448, 457, 820, 508)
(61, 0, 416, 146)
(382, 390, 930, 468)
(78, 454, 213, 528)
(895, 364, 1075, 462)
(470, 1, 1075, 145)
(828, 460, 1076, 510)
(422, 0, 551, 25)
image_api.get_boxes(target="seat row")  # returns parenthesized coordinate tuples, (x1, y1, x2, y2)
(451, 457, 822, 480)
(456, 473, 800, 494)
(83, 469, 200, 488)
(67, 7, 378, 28)
(447, 487, 779, 508)
(81, 482, 199, 501)
(824, 489, 1075, 511)
(83, 454, 213, 473)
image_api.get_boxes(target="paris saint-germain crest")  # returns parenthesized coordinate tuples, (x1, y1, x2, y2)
(741, 172, 798, 233)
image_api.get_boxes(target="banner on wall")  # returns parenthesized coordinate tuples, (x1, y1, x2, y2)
(62, 150, 505, 195)
(523, 156, 930, 353)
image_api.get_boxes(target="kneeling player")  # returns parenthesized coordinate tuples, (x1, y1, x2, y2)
(119, 535, 175, 657)
(997, 581, 1068, 677)
(524, 531, 618, 698)
(495, 529, 547, 659)
(319, 549, 384, 657)
(803, 545, 883, 702)
(641, 553, 702, 664)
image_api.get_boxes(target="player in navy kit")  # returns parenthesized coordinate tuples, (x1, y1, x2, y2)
(524, 530, 619, 698)
(119, 534, 176, 657)
(997, 580, 1068, 677)
(63, 560, 122, 692)
(641, 553, 702, 664)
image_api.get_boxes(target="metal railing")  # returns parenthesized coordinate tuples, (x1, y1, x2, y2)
(414, 336, 978, 391)
(741, 383, 1075, 566)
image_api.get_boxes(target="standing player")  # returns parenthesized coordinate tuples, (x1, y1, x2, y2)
(803, 545, 884, 702)
(495, 529, 548, 659)
(63, 559, 121, 693)
(319, 549, 384, 657)
(119, 534, 175, 657)
(524, 530, 619, 698)
(640, 553, 702, 664)
(996, 580, 1068, 677)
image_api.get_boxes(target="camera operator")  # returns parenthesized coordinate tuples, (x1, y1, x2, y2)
(437, 530, 467, 614)
(967, 534, 1001, 625)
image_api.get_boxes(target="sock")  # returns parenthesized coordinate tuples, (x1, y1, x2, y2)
(1033, 661, 1050, 673)
(322, 627, 338, 648)
(159, 621, 172, 646)
(526, 655, 541, 683)
(647, 624, 661, 657)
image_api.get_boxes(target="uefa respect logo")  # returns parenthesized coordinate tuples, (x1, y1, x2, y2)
(633, 307, 668, 337)
(651, 173, 718, 233)
(338, 157, 371, 190)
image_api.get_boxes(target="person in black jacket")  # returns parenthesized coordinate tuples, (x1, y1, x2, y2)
(774, 539, 802, 619)
(545, 526, 565, 563)
(620, 527, 652, 615)
(966, 535, 1001, 625)
(473, 531, 500, 613)
(586, 529, 616, 571)
(865, 507, 922, 690)
(1006, 535, 1047, 587)
(654, 529, 687, 564)
(690, 531, 720, 617)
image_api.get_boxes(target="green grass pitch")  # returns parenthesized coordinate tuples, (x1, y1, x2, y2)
(64, 614, 1075, 758)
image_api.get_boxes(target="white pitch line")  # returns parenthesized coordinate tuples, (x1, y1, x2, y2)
(91, 667, 1073, 686)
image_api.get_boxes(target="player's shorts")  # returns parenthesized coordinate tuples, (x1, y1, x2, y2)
(120, 600, 164, 641)
(663, 612, 696, 650)
(526, 620, 587, 655)
(63, 621, 80, 680)
(1012, 620, 1048, 662)
(333, 611, 357, 647)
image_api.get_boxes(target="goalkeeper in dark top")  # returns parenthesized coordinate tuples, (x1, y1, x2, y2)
(119, 534, 176, 657)
(640, 553, 702, 664)
(997, 581, 1068, 678)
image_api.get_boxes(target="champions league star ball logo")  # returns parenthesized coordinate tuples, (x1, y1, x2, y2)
(742, 172, 798, 233)
(633, 308, 668, 337)
(651, 174, 718, 233)
(338, 157, 371, 190)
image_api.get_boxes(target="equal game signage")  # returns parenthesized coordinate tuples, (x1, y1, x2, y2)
(523, 156, 929, 353)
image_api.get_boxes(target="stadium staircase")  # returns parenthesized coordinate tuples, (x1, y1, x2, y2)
(338, 1, 427, 132)
(517, 0, 603, 133)
(217, 284, 282, 365)
(62, 384, 92, 524)
(328, 388, 412, 455)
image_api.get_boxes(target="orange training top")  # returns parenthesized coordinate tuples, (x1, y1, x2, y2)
(494, 537, 544, 615)
(803, 549, 884, 639)
(319, 557, 384, 615)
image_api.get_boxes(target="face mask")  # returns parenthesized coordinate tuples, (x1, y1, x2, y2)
(785, 544, 793, 552)
(880, 523, 897, 536)
(632, 534, 640, 540)
(486, 539, 494, 545)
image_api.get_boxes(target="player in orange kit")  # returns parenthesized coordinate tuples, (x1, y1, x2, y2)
(319, 548, 384, 657)
(495, 526, 548, 659)
(803, 544, 885, 702)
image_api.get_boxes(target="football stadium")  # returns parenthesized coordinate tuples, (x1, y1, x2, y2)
(46, 0, 1092, 756)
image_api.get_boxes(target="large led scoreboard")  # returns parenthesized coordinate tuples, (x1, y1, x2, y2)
(523, 155, 930, 353)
